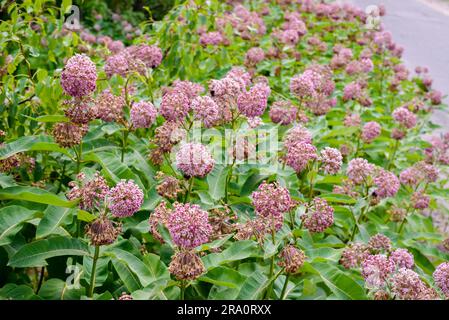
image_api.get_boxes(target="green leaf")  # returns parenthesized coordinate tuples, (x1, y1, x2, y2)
(236, 272, 269, 299)
(8, 237, 89, 268)
(0, 284, 39, 300)
(320, 193, 356, 204)
(38, 278, 84, 300)
(106, 249, 169, 289)
(0, 135, 72, 160)
(0, 206, 36, 246)
(199, 266, 246, 288)
(310, 262, 367, 300)
(83, 152, 144, 189)
(111, 259, 142, 292)
(77, 210, 96, 223)
(36, 206, 75, 238)
(207, 165, 230, 200)
(202, 240, 260, 270)
(24, 115, 69, 123)
(0, 186, 77, 208)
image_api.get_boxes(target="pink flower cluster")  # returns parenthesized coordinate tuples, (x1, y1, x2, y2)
(361, 121, 381, 143)
(67, 172, 109, 210)
(433, 262, 449, 297)
(319, 147, 342, 175)
(61, 54, 97, 97)
(393, 106, 417, 129)
(166, 202, 212, 249)
(237, 82, 271, 118)
(105, 44, 162, 77)
(302, 198, 334, 233)
(107, 180, 144, 217)
(130, 101, 157, 129)
(175, 143, 215, 177)
(191, 96, 221, 128)
(373, 169, 400, 199)
(347, 158, 374, 185)
(251, 181, 294, 219)
(269, 100, 297, 125)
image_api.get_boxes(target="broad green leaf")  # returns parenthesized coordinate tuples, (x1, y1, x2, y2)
(38, 278, 84, 300)
(111, 259, 142, 292)
(202, 240, 261, 270)
(207, 165, 230, 200)
(199, 266, 246, 288)
(36, 206, 75, 238)
(8, 237, 90, 268)
(0, 284, 40, 300)
(320, 193, 356, 204)
(0, 186, 77, 208)
(106, 249, 168, 288)
(236, 272, 269, 300)
(0, 135, 72, 160)
(310, 263, 367, 300)
(0, 206, 36, 246)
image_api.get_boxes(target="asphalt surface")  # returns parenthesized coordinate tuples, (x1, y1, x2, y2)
(345, 0, 449, 127)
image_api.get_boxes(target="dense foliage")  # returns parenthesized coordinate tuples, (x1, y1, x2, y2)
(0, 0, 449, 300)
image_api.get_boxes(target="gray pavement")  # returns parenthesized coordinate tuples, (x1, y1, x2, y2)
(345, 0, 449, 128)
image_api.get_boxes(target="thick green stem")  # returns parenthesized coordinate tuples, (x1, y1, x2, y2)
(280, 274, 290, 300)
(387, 140, 399, 170)
(121, 129, 129, 163)
(180, 280, 186, 300)
(184, 177, 194, 202)
(264, 226, 277, 300)
(88, 245, 100, 298)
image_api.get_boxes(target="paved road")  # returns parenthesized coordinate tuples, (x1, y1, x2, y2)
(345, 0, 449, 128)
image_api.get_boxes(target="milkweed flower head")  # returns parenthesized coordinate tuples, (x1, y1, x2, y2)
(319, 147, 342, 175)
(126, 44, 163, 69)
(269, 100, 297, 125)
(393, 107, 417, 129)
(251, 181, 294, 219)
(160, 90, 191, 122)
(67, 172, 109, 210)
(361, 254, 395, 290)
(175, 143, 215, 177)
(52, 122, 88, 148)
(347, 158, 375, 185)
(94, 89, 125, 122)
(245, 47, 265, 66)
(373, 169, 400, 199)
(237, 83, 271, 118)
(130, 101, 157, 129)
(391, 268, 431, 300)
(433, 262, 449, 298)
(200, 31, 224, 46)
(169, 250, 206, 280)
(148, 201, 171, 243)
(278, 245, 305, 274)
(390, 248, 414, 269)
(361, 121, 381, 143)
(339, 243, 369, 269)
(61, 54, 97, 97)
(85, 216, 122, 246)
(63, 98, 96, 124)
(302, 198, 334, 233)
(344, 113, 361, 127)
(284, 125, 313, 150)
(171, 80, 204, 104)
(108, 180, 144, 218)
(411, 192, 430, 210)
(368, 234, 392, 254)
(285, 141, 318, 173)
(166, 202, 212, 249)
